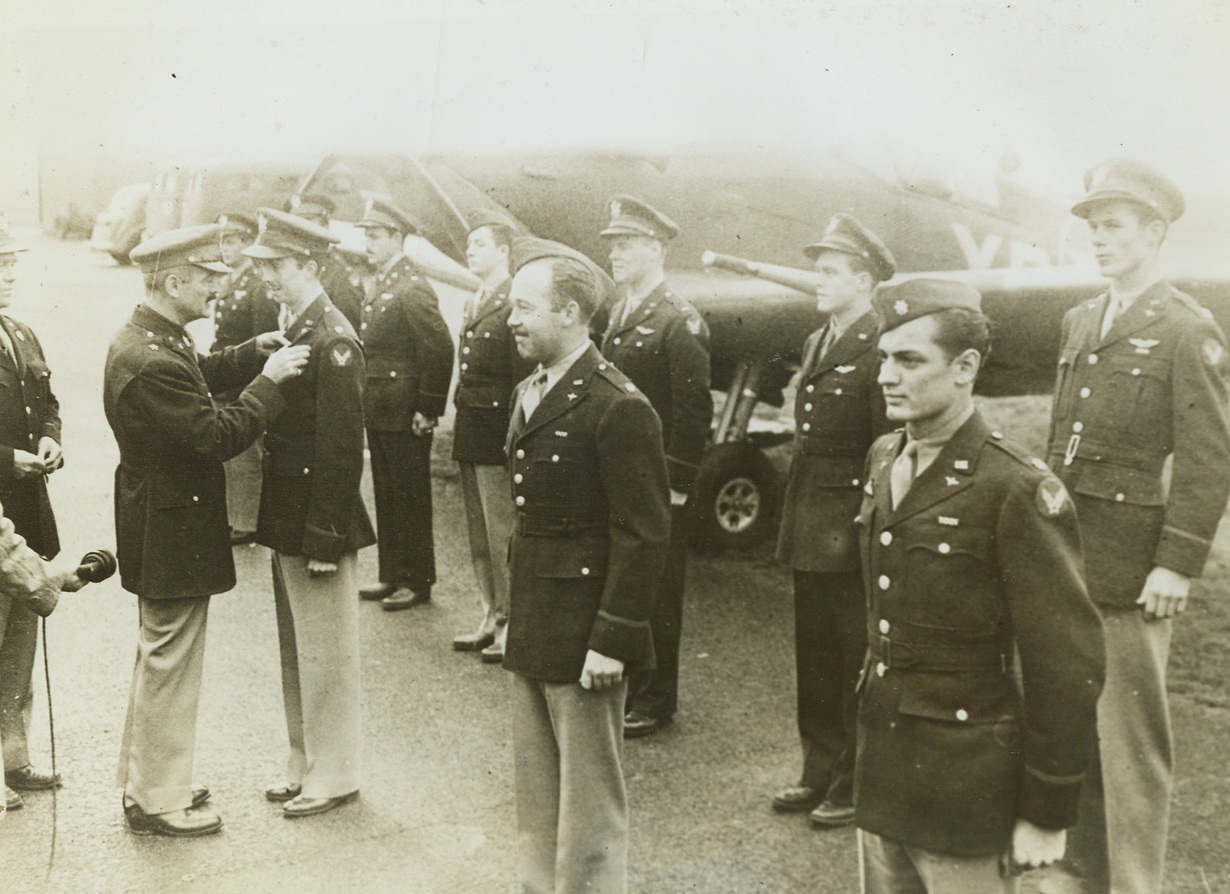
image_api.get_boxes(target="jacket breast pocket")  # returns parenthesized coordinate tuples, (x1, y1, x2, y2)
(1100, 356, 1169, 433)
(902, 524, 996, 627)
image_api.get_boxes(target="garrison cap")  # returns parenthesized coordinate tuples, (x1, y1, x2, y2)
(600, 195, 680, 241)
(804, 213, 896, 283)
(355, 197, 420, 235)
(285, 193, 336, 221)
(0, 216, 26, 254)
(130, 224, 231, 274)
(1071, 158, 1185, 223)
(242, 208, 339, 260)
(216, 211, 258, 238)
(874, 278, 982, 332)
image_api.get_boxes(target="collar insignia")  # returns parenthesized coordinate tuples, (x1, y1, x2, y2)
(894, 299, 909, 316)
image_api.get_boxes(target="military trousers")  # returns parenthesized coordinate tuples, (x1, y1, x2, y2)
(512, 672, 628, 894)
(860, 830, 1018, 894)
(0, 592, 37, 771)
(273, 551, 361, 799)
(627, 504, 688, 721)
(116, 596, 210, 815)
(223, 438, 263, 534)
(367, 428, 436, 593)
(458, 460, 513, 637)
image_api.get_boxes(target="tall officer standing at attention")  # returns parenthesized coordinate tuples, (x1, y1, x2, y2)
(245, 209, 375, 818)
(451, 219, 532, 660)
(855, 279, 1105, 893)
(1044, 161, 1230, 894)
(354, 198, 455, 612)
(599, 195, 712, 739)
(0, 220, 65, 812)
(504, 239, 670, 894)
(106, 225, 307, 837)
(771, 214, 895, 828)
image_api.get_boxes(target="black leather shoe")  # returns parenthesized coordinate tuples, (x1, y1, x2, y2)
(809, 800, 856, 828)
(381, 587, 430, 612)
(282, 790, 358, 818)
(6, 765, 61, 791)
(5, 785, 23, 810)
(124, 803, 223, 837)
(359, 582, 396, 601)
(454, 631, 496, 652)
(191, 787, 211, 808)
(264, 783, 302, 803)
(479, 641, 504, 664)
(623, 711, 670, 739)
(771, 784, 823, 812)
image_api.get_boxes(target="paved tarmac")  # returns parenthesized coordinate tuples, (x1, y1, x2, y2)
(0, 234, 1226, 893)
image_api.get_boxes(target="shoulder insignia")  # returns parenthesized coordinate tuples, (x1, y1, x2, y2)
(330, 345, 353, 367)
(835, 365, 856, 374)
(1036, 477, 1071, 518)
(893, 299, 909, 316)
(938, 516, 959, 526)
(555, 430, 568, 438)
(1204, 338, 1225, 368)
(953, 459, 970, 471)
(636, 325, 656, 335)
(945, 476, 960, 486)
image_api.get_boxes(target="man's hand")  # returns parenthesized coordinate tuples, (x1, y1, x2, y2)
(579, 650, 625, 691)
(262, 345, 311, 384)
(306, 558, 338, 576)
(1004, 819, 1066, 876)
(411, 412, 438, 437)
(1137, 566, 1192, 620)
(37, 436, 63, 473)
(13, 449, 47, 479)
(55, 564, 86, 593)
(255, 330, 290, 355)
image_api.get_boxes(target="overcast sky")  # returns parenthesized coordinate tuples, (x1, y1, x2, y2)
(2, 0, 1228, 198)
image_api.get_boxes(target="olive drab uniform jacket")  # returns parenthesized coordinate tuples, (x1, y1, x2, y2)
(256, 295, 375, 562)
(1046, 281, 1230, 606)
(503, 345, 671, 684)
(212, 264, 280, 353)
(776, 311, 891, 572)
(855, 412, 1105, 856)
(452, 277, 534, 466)
(360, 255, 455, 430)
(104, 305, 284, 599)
(0, 315, 61, 558)
(602, 282, 712, 493)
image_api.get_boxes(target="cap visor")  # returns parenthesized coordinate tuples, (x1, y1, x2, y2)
(600, 224, 657, 238)
(193, 260, 233, 273)
(242, 244, 296, 260)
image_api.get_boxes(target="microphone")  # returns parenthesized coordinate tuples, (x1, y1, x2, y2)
(75, 549, 117, 584)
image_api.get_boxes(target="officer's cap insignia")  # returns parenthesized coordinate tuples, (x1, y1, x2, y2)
(1203, 338, 1225, 368)
(257, 213, 268, 235)
(1036, 478, 1071, 517)
(825, 217, 839, 235)
(945, 476, 960, 486)
(330, 346, 352, 367)
(1089, 165, 1109, 189)
(938, 516, 959, 526)
(610, 200, 621, 218)
(953, 459, 970, 470)
(894, 299, 909, 316)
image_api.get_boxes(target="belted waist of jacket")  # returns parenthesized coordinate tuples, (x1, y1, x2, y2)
(867, 632, 1012, 674)
(1049, 433, 1168, 474)
(795, 432, 874, 457)
(514, 512, 607, 538)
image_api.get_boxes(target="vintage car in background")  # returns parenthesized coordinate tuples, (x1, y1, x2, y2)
(143, 158, 311, 238)
(90, 182, 149, 264)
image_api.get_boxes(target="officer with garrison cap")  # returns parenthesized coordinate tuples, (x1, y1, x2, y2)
(1044, 161, 1230, 894)
(355, 198, 455, 612)
(106, 225, 308, 836)
(856, 280, 1105, 892)
(772, 214, 895, 828)
(600, 195, 712, 739)
(246, 210, 375, 818)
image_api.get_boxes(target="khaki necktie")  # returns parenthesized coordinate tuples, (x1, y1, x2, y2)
(1100, 293, 1124, 339)
(818, 323, 838, 362)
(521, 370, 549, 421)
(890, 440, 918, 510)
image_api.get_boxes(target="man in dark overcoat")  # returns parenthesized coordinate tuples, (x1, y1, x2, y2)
(105, 225, 306, 836)
(504, 241, 670, 894)
(855, 279, 1105, 892)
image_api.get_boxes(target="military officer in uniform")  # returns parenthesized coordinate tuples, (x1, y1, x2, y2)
(245, 209, 375, 818)
(504, 238, 670, 894)
(1044, 161, 1230, 894)
(285, 194, 367, 329)
(772, 214, 896, 828)
(599, 195, 712, 739)
(212, 211, 279, 544)
(451, 219, 532, 660)
(105, 225, 308, 836)
(856, 279, 1105, 892)
(354, 198, 455, 611)
(0, 220, 65, 811)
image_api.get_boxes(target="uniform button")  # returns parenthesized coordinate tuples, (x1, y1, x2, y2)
(805, 384, 815, 393)
(1115, 493, 1125, 502)
(460, 363, 469, 371)
(938, 542, 951, 554)
(389, 370, 397, 377)
(465, 331, 473, 339)
(463, 346, 471, 355)
(581, 567, 590, 576)
(880, 531, 892, 546)
(515, 496, 525, 507)
(878, 574, 890, 590)
(852, 478, 859, 486)
(484, 332, 491, 338)
(1132, 368, 1141, 376)
(516, 449, 525, 459)
(1072, 421, 1084, 433)
(878, 619, 890, 634)
(875, 662, 886, 678)
(514, 473, 523, 484)
(803, 403, 813, 412)
(834, 388, 842, 395)
(25, 407, 31, 414)
(303, 468, 310, 475)
(1080, 387, 1091, 398)
(192, 495, 199, 502)
(361, 322, 368, 329)
(955, 709, 969, 722)
(551, 454, 560, 462)
(613, 337, 622, 345)
(1088, 354, 1098, 365)
(801, 423, 811, 432)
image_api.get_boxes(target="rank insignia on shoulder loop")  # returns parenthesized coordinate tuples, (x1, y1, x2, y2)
(894, 299, 909, 316)
(1203, 338, 1225, 368)
(836, 365, 856, 374)
(555, 431, 568, 438)
(1036, 478, 1071, 517)
(938, 516, 959, 526)
(953, 460, 970, 471)
(330, 346, 352, 367)
(945, 476, 960, 486)
(636, 325, 655, 335)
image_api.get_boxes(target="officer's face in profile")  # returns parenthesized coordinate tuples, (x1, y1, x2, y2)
(0, 253, 16, 308)
(812, 250, 869, 318)
(607, 235, 659, 286)
(878, 315, 978, 430)
(1085, 200, 1165, 281)
(219, 233, 250, 269)
(466, 227, 509, 279)
(508, 260, 571, 364)
(168, 267, 226, 325)
(364, 226, 402, 268)
(253, 256, 313, 299)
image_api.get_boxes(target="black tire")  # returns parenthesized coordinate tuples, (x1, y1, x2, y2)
(690, 442, 781, 551)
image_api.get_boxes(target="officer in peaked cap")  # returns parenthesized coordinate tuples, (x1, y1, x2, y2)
(599, 195, 712, 740)
(243, 208, 339, 261)
(1046, 161, 1230, 894)
(856, 277, 1104, 891)
(129, 224, 233, 273)
(352, 196, 454, 612)
(0, 216, 27, 254)
(771, 213, 895, 828)
(285, 194, 367, 329)
(286, 194, 336, 222)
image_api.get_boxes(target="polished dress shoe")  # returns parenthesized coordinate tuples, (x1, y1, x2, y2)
(5, 785, 23, 810)
(771, 784, 823, 813)
(264, 783, 302, 803)
(359, 582, 396, 601)
(623, 711, 669, 739)
(282, 790, 357, 818)
(381, 587, 430, 612)
(6, 765, 62, 791)
(124, 802, 223, 837)
(479, 641, 504, 664)
(809, 800, 856, 828)
(453, 631, 496, 652)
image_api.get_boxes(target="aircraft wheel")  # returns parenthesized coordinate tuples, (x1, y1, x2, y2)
(690, 442, 780, 551)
